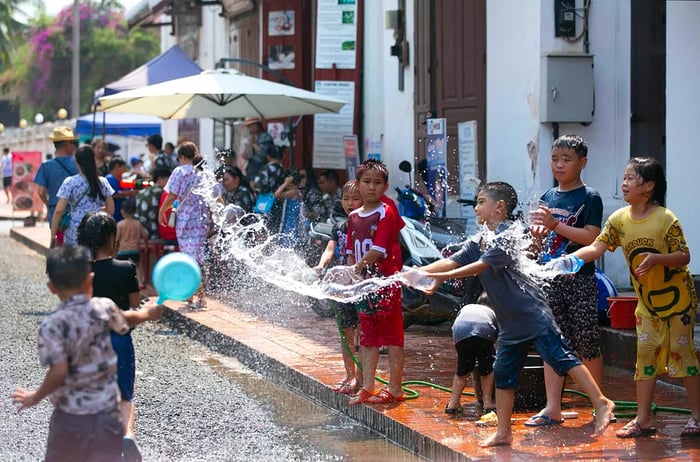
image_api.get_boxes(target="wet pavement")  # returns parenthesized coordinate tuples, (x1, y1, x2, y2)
(7, 217, 700, 461)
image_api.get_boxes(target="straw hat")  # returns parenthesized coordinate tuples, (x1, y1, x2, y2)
(49, 126, 78, 142)
(244, 117, 263, 126)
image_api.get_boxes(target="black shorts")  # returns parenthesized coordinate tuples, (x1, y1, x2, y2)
(455, 336, 495, 377)
(2, 176, 10, 188)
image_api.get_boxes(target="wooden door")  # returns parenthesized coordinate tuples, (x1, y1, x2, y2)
(414, 0, 486, 191)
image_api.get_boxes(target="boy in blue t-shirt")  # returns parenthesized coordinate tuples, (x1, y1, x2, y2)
(527, 134, 606, 426)
(416, 181, 614, 447)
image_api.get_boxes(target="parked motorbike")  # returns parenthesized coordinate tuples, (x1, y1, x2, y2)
(308, 215, 482, 328)
(395, 160, 468, 249)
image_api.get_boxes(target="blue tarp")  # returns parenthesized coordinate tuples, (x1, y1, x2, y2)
(94, 44, 203, 102)
(75, 112, 162, 137)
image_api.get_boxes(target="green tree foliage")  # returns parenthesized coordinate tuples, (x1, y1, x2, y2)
(0, 1, 44, 70)
(3, 1, 159, 118)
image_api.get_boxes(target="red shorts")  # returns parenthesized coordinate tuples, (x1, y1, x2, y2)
(358, 284, 404, 348)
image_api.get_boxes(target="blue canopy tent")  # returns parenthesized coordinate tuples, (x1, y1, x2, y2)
(88, 45, 203, 137)
(75, 112, 162, 137)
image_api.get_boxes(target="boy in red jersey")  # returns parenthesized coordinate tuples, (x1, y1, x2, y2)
(346, 160, 406, 405)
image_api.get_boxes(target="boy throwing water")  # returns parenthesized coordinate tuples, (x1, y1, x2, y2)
(346, 160, 406, 405)
(416, 181, 614, 447)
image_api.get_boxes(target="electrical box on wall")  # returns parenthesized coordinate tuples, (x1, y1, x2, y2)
(555, 0, 576, 37)
(540, 53, 594, 123)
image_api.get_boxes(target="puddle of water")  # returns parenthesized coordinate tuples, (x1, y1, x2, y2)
(200, 352, 423, 461)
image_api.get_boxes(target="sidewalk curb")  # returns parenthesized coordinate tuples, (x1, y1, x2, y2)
(160, 307, 469, 462)
(10, 228, 49, 257)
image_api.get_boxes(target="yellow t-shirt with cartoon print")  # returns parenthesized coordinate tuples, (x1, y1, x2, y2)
(597, 206, 697, 319)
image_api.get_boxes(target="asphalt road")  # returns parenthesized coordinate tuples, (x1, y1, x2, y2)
(0, 234, 417, 461)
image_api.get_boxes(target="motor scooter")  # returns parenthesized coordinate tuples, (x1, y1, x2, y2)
(395, 160, 468, 250)
(308, 215, 482, 328)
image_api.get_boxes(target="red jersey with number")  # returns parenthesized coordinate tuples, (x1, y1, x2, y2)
(346, 202, 402, 277)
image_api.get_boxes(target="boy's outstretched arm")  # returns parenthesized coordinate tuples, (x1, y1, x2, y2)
(424, 260, 489, 295)
(314, 240, 337, 274)
(122, 300, 165, 328)
(419, 258, 460, 273)
(11, 361, 68, 413)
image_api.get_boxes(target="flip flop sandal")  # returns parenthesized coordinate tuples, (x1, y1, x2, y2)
(334, 380, 355, 395)
(524, 414, 564, 427)
(444, 404, 464, 415)
(681, 417, 700, 438)
(348, 389, 373, 405)
(615, 420, 657, 438)
(366, 389, 406, 404)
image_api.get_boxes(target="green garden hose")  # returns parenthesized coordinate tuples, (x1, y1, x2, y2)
(331, 302, 692, 414)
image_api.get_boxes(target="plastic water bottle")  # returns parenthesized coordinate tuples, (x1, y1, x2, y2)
(544, 255, 584, 274)
(400, 266, 436, 291)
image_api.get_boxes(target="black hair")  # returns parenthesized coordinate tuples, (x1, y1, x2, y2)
(165, 142, 175, 151)
(629, 157, 667, 207)
(268, 145, 284, 160)
(552, 134, 588, 158)
(356, 159, 388, 181)
(319, 169, 339, 184)
(121, 198, 136, 216)
(75, 146, 106, 201)
(152, 167, 172, 182)
(299, 166, 318, 189)
(479, 181, 519, 218)
(222, 166, 248, 184)
(108, 156, 127, 171)
(147, 134, 163, 150)
(46, 245, 92, 290)
(77, 211, 117, 259)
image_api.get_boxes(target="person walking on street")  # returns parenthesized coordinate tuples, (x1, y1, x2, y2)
(34, 127, 79, 242)
(2, 147, 12, 204)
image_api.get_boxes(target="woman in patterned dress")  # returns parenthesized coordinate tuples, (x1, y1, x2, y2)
(158, 142, 218, 308)
(51, 146, 114, 247)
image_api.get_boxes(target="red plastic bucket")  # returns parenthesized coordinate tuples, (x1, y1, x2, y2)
(607, 296, 637, 329)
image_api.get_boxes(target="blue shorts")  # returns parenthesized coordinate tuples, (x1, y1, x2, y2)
(110, 331, 135, 401)
(493, 325, 582, 389)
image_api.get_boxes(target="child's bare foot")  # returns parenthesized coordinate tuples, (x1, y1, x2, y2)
(479, 431, 512, 447)
(592, 399, 615, 437)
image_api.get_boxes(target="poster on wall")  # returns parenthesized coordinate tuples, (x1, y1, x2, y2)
(343, 135, 360, 180)
(458, 121, 479, 233)
(426, 118, 447, 217)
(268, 10, 295, 36)
(11, 151, 43, 215)
(312, 80, 355, 169)
(268, 44, 295, 70)
(366, 136, 383, 161)
(315, 0, 357, 69)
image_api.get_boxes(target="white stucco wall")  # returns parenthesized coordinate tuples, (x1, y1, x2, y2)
(487, 0, 632, 286)
(362, 0, 415, 189)
(666, 1, 700, 274)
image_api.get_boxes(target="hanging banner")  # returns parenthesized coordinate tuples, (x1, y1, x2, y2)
(11, 151, 43, 215)
(426, 118, 447, 217)
(343, 135, 360, 180)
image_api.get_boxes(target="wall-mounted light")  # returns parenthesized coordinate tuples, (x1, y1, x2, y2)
(19, 118, 27, 129)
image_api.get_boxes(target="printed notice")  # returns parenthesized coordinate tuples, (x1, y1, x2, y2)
(315, 0, 357, 69)
(313, 81, 355, 169)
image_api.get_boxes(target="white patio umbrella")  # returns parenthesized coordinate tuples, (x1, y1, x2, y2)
(97, 69, 346, 119)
